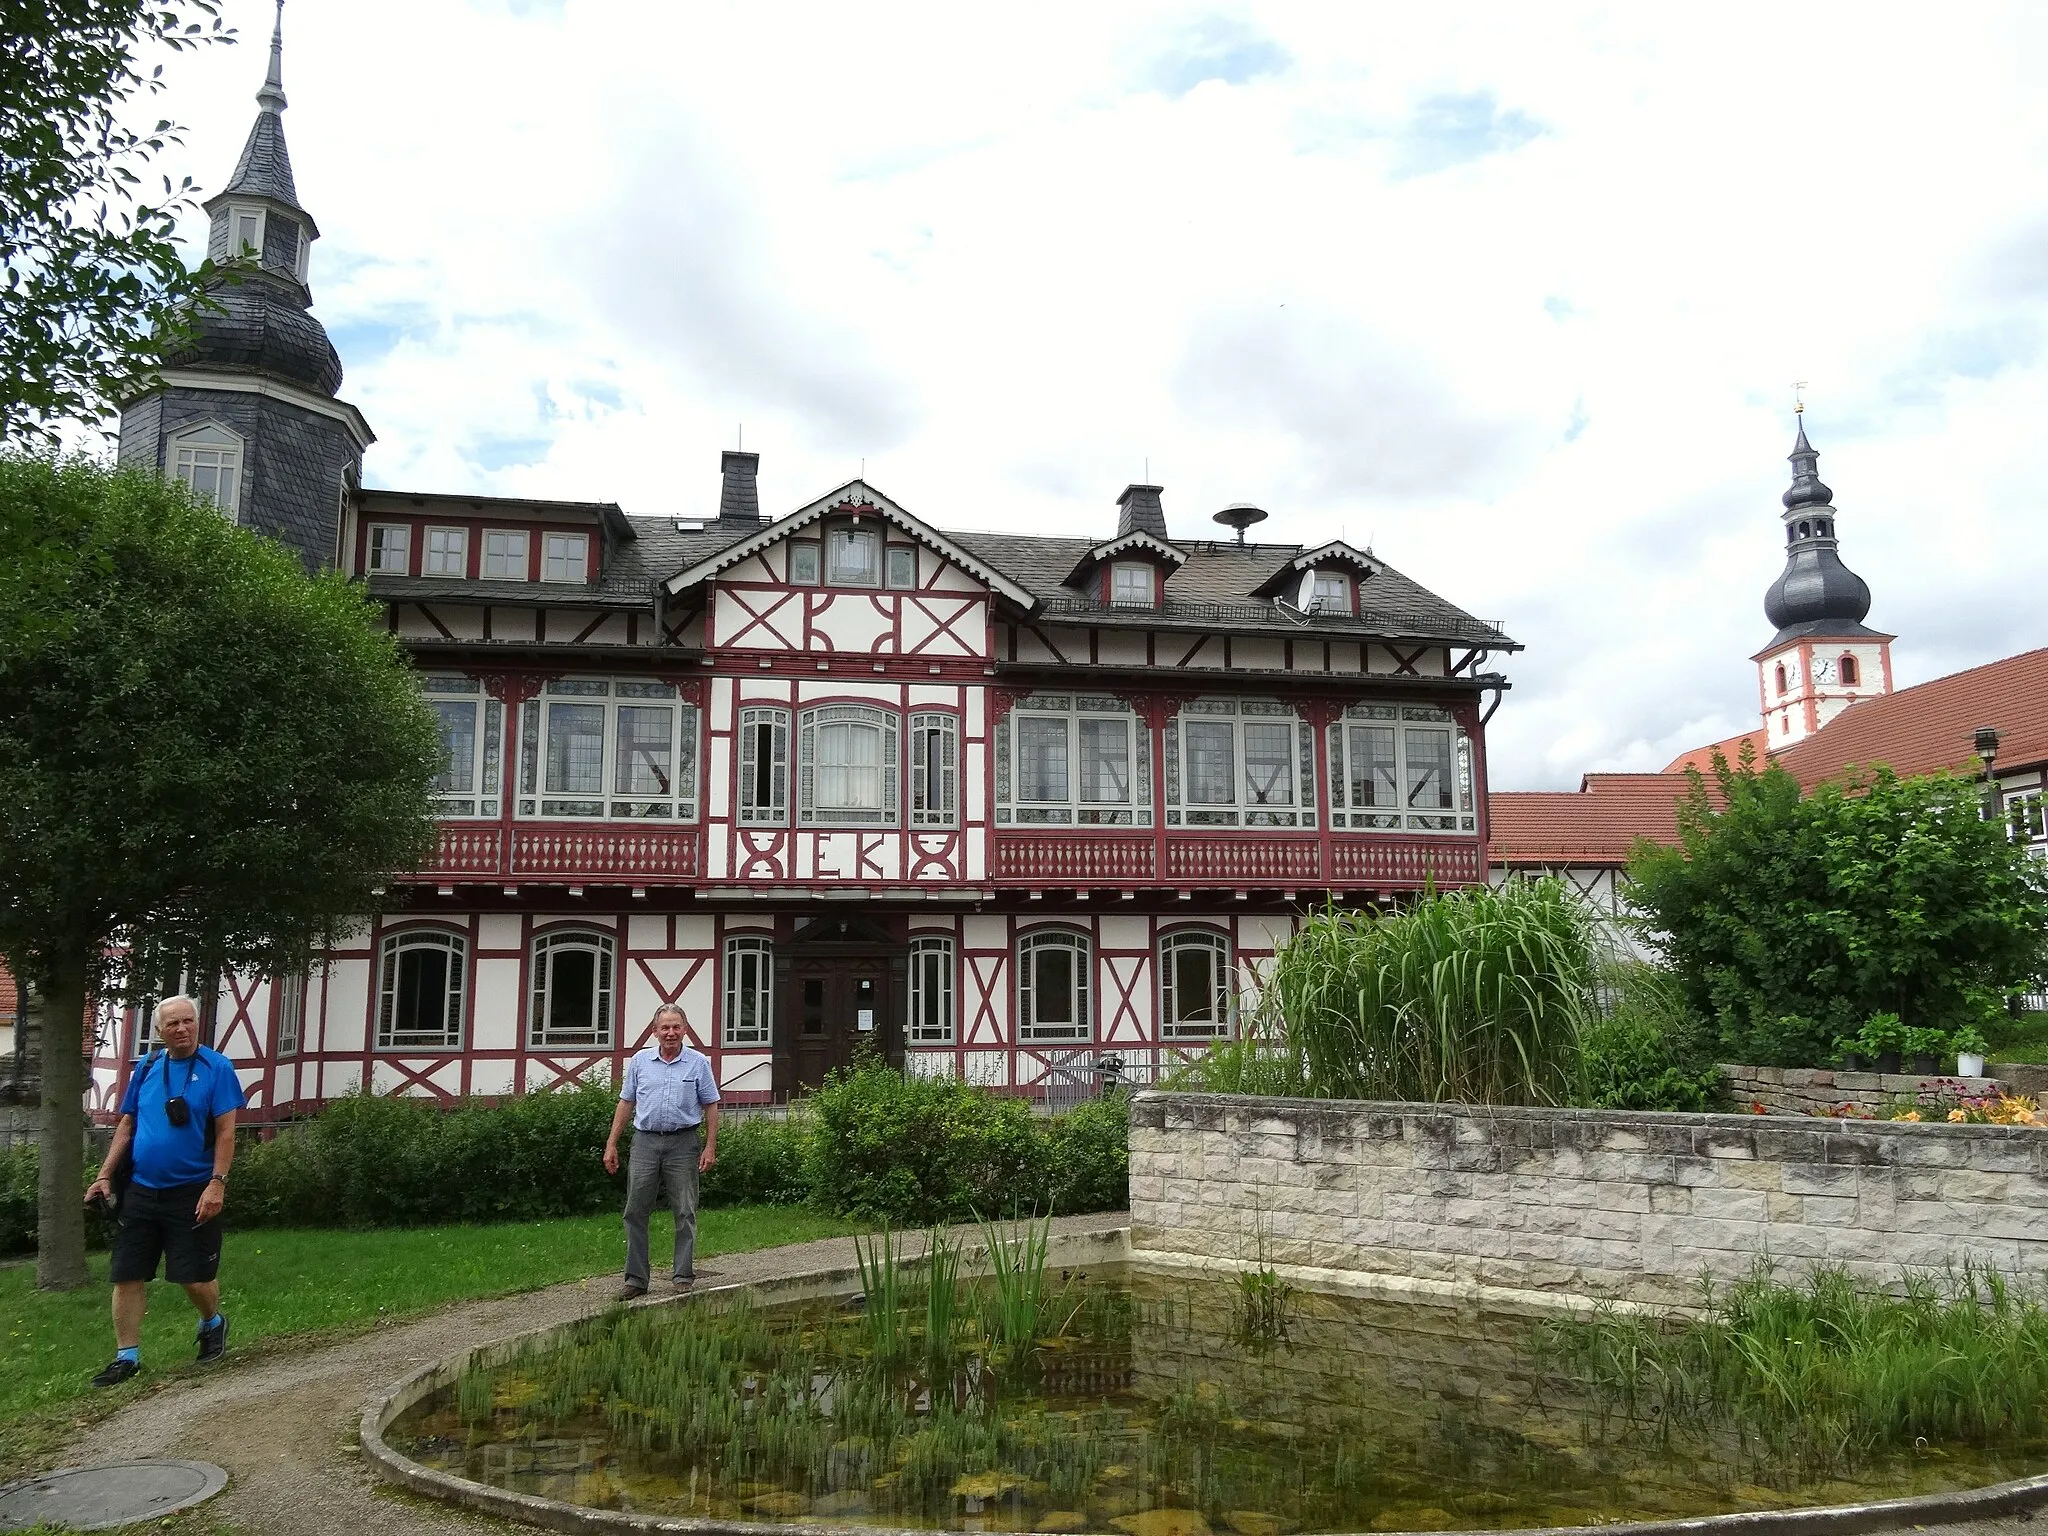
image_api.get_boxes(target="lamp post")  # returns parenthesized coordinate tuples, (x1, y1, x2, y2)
(1974, 725, 2002, 824)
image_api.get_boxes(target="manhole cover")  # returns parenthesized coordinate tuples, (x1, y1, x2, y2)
(0, 1458, 226, 1531)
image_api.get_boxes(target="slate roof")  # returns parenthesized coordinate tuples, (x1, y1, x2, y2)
(219, 108, 302, 211)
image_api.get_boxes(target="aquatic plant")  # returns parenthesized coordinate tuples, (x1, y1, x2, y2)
(923, 1225, 964, 1371)
(1537, 1258, 2048, 1474)
(975, 1211, 1056, 1358)
(854, 1224, 910, 1361)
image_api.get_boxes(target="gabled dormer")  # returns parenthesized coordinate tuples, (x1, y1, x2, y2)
(1065, 528, 1187, 610)
(1250, 540, 1379, 616)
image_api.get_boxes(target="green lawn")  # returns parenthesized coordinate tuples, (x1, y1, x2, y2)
(0, 1204, 853, 1481)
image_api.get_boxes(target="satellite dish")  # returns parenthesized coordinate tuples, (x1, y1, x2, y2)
(1212, 504, 1269, 545)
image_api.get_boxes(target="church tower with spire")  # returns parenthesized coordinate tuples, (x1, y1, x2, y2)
(1751, 415, 1893, 745)
(116, 1, 372, 571)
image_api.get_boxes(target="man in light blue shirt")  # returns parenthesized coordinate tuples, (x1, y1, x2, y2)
(603, 1003, 719, 1300)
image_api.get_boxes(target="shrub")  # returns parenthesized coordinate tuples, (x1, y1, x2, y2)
(807, 1054, 1042, 1225)
(701, 1110, 812, 1207)
(1, 1142, 35, 1257)
(1160, 1019, 1311, 1097)
(1040, 1092, 1130, 1214)
(1576, 962, 1722, 1112)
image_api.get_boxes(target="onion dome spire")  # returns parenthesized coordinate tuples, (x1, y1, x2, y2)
(1761, 415, 1876, 645)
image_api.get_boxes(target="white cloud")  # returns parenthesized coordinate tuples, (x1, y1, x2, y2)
(145, 0, 2048, 785)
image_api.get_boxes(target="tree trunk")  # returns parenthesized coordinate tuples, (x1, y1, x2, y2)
(36, 954, 91, 1291)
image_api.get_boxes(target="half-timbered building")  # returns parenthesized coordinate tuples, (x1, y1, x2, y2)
(88, 24, 1516, 1118)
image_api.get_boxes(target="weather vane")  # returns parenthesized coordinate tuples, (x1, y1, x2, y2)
(1792, 379, 1808, 416)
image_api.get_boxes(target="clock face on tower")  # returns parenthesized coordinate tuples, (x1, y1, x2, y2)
(1811, 657, 1837, 686)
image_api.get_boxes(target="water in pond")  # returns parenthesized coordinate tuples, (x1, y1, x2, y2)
(391, 1266, 2048, 1532)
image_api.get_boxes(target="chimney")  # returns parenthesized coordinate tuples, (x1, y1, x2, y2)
(1115, 483, 1167, 539)
(717, 450, 761, 524)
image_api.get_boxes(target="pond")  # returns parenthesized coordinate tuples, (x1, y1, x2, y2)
(389, 1257, 2048, 1533)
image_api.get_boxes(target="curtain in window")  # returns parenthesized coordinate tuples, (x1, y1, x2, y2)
(815, 721, 883, 810)
(1242, 722, 1293, 806)
(828, 528, 879, 584)
(1184, 721, 1235, 804)
(1078, 719, 1129, 802)
(1018, 718, 1070, 802)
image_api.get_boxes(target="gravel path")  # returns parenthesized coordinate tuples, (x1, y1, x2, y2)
(53, 1214, 1127, 1536)
(50, 1211, 2038, 1536)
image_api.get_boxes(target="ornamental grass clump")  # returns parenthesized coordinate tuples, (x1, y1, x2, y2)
(1265, 877, 1604, 1105)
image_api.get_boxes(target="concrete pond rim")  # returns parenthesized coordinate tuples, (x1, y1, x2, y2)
(357, 1223, 2048, 1536)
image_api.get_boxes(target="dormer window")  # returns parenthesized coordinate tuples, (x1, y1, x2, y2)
(168, 423, 243, 518)
(542, 532, 588, 583)
(424, 526, 468, 577)
(1309, 571, 1353, 614)
(367, 524, 411, 574)
(1111, 563, 1154, 607)
(482, 529, 529, 578)
(827, 525, 880, 585)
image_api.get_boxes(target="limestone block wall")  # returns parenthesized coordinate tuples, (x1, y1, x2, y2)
(1128, 1091, 2048, 1312)
(1720, 1063, 2006, 1116)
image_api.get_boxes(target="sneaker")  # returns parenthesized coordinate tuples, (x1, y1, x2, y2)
(196, 1314, 229, 1364)
(92, 1357, 142, 1388)
(615, 1283, 648, 1303)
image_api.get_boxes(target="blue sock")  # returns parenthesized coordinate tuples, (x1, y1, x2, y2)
(201, 1313, 222, 1331)
(116, 1346, 140, 1364)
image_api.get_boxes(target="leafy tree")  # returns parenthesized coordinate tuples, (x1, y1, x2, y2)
(1626, 753, 2048, 1067)
(2, 1, 232, 445)
(0, 456, 442, 1288)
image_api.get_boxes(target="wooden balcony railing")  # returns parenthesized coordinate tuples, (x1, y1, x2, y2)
(1163, 837, 1322, 883)
(414, 824, 698, 882)
(993, 833, 1156, 881)
(1330, 836, 1482, 886)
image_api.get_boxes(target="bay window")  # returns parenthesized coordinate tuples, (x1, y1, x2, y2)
(723, 935, 774, 1047)
(910, 713, 958, 827)
(1018, 929, 1091, 1044)
(1160, 929, 1231, 1041)
(516, 678, 699, 820)
(995, 695, 1150, 826)
(529, 930, 615, 1049)
(377, 929, 465, 1049)
(425, 674, 503, 818)
(908, 934, 956, 1044)
(1165, 699, 1315, 827)
(799, 705, 899, 826)
(1328, 703, 1477, 832)
(736, 706, 791, 825)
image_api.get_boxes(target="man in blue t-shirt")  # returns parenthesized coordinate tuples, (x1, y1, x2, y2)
(602, 1004, 720, 1301)
(84, 993, 246, 1387)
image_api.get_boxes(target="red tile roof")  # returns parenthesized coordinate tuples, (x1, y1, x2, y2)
(1489, 773, 1720, 866)
(1774, 648, 2048, 788)
(1663, 728, 1769, 775)
(0, 960, 15, 1022)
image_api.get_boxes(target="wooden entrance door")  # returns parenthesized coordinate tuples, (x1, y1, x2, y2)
(777, 919, 903, 1094)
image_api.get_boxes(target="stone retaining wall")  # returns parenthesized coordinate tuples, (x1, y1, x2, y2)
(1719, 1063, 2006, 1116)
(1129, 1090, 2048, 1312)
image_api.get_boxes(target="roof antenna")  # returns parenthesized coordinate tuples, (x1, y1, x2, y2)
(737, 422, 743, 450)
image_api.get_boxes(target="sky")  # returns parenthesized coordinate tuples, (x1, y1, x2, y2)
(135, 2, 2048, 788)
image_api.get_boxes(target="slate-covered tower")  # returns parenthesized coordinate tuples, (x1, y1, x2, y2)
(1751, 416, 1893, 745)
(116, 2, 372, 570)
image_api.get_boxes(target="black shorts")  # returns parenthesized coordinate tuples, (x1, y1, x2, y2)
(110, 1181, 223, 1285)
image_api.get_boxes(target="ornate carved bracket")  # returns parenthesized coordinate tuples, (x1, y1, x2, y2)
(480, 673, 542, 706)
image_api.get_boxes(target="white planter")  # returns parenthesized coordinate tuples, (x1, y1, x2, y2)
(1958, 1052, 1986, 1078)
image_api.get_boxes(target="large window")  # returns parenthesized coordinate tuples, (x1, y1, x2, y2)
(1165, 699, 1315, 827)
(723, 935, 774, 1047)
(377, 929, 465, 1049)
(827, 525, 880, 585)
(908, 934, 956, 1044)
(737, 706, 791, 825)
(910, 713, 958, 828)
(274, 970, 306, 1058)
(426, 674, 503, 818)
(1018, 929, 1091, 1044)
(542, 532, 588, 582)
(1160, 929, 1231, 1041)
(995, 694, 1150, 826)
(799, 705, 899, 826)
(1328, 703, 1477, 833)
(482, 528, 529, 578)
(424, 526, 468, 576)
(530, 930, 615, 1049)
(517, 679, 699, 820)
(368, 524, 411, 573)
(169, 424, 243, 517)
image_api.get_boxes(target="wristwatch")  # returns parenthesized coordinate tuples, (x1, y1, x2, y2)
(208, 1173, 228, 1186)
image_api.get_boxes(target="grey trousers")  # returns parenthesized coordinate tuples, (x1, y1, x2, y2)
(622, 1126, 702, 1287)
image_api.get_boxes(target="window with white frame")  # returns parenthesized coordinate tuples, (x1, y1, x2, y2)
(275, 970, 306, 1057)
(515, 678, 698, 820)
(736, 706, 791, 825)
(542, 532, 588, 583)
(425, 674, 503, 817)
(1018, 930, 1091, 1044)
(2008, 789, 2046, 845)
(530, 930, 615, 1049)
(908, 934, 955, 1044)
(799, 705, 899, 826)
(827, 525, 881, 585)
(1160, 929, 1231, 1041)
(377, 929, 465, 1049)
(368, 524, 411, 573)
(424, 526, 468, 576)
(169, 424, 243, 517)
(909, 713, 958, 828)
(1309, 570, 1353, 614)
(995, 694, 1150, 826)
(789, 542, 821, 585)
(886, 545, 917, 589)
(230, 205, 263, 257)
(1111, 563, 1154, 607)
(1328, 703, 1477, 833)
(482, 528, 529, 578)
(1165, 699, 1315, 827)
(723, 935, 774, 1047)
